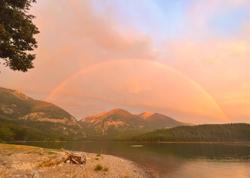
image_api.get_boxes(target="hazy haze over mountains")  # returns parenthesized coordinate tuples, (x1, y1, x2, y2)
(0, 87, 184, 140)
(1, 87, 249, 142)
(80, 108, 184, 139)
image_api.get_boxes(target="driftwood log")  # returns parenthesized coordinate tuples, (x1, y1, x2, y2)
(38, 151, 87, 168)
(64, 152, 86, 165)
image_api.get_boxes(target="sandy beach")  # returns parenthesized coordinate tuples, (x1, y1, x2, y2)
(0, 143, 151, 178)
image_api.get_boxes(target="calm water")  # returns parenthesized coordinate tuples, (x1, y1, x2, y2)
(15, 141, 250, 178)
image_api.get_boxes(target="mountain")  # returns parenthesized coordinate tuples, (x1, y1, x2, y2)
(80, 108, 184, 139)
(0, 87, 85, 141)
(132, 123, 250, 142)
(0, 87, 77, 124)
(138, 112, 184, 129)
(1, 87, 249, 142)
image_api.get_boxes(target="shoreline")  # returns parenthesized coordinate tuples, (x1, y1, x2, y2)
(7, 140, 250, 145)
(0, 143, 152, 178)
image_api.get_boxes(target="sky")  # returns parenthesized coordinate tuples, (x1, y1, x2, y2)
(1, 0, 250, 123)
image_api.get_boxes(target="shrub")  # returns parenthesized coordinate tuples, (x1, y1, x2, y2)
(94, 164, 103, 171)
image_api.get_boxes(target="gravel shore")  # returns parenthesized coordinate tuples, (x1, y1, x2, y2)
(0, 143, 151, 178)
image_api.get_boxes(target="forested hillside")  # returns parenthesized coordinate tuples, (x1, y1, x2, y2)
(132, 124, 250, 142)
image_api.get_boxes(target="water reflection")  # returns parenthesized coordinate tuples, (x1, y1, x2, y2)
(14, 142, 250, 178)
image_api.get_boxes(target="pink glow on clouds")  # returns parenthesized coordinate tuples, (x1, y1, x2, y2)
(1, 0, 250, 123)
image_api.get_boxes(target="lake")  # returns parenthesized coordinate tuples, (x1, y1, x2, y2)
(15, 141, 250, 178)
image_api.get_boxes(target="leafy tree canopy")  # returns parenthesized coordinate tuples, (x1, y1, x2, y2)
(0, 0, 39, 72)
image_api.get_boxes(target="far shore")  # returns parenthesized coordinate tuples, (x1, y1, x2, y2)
(0, 143, 151, 178)
(6, 140, 250, 145)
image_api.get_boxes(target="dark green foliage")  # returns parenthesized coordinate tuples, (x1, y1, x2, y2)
(0, 0, 39, 71)
(133, 124, 250, 142)
(94, 164, 103, 171)
(0, 116, 85, 141)
(80, 121, 148, 140)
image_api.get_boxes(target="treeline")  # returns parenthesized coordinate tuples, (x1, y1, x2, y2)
(0, 117, 85, 142)
(132, 123, 250, 142)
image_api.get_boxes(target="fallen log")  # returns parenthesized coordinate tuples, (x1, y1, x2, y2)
(64, 152, 86, 165)
(38, 151, 87, 168)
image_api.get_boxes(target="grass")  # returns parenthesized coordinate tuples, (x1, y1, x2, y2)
(94, 164, 103, 171)
(95, 153, 101, 160)
(94, 164, 109, 172)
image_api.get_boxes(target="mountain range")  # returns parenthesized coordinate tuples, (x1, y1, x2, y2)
(0, 87, 184, 141)
(1, 86, 249, 142)
(80, 108, 184, 139)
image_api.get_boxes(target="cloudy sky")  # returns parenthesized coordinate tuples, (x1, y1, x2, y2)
(1, 0, 250, 123)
